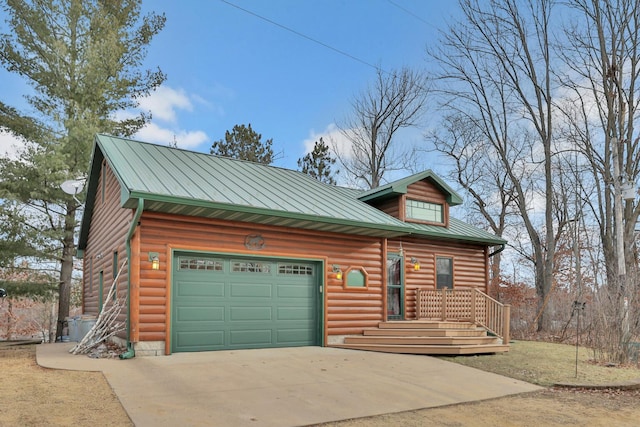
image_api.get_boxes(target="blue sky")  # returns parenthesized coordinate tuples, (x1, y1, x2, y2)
(1, 0, 460, 179)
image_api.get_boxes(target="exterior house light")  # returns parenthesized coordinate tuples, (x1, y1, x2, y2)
(411, 257, 420, 271)
(149, 252, 160, 270)
(333, 264, 343, 280)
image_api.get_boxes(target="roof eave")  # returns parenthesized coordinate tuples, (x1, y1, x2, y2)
(407, 228, 507, 245)
(77, 137, 104, 250)
(358, 170, 464, 206)
(126, 191, 411, 238)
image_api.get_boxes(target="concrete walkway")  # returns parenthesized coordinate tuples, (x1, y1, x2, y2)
(37, 344, 541, 427)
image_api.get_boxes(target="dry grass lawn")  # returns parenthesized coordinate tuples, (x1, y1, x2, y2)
(439, 340, 640, 386)
(318, 340, 640, 427)
(0, 343, 132, 426)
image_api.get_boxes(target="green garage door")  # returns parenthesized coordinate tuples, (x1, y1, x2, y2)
(172, 252, 320, 353)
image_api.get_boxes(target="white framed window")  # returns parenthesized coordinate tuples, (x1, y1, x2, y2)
(406, 199, 443, 223)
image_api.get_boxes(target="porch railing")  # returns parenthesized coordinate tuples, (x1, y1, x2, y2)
(416, 288, 510, 344)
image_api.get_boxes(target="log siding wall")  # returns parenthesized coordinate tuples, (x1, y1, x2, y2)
(388, 238, 488, 320)
(82, 161, 131, 337)
(137, 212, 385, 346)
(368, 196, 400, 218)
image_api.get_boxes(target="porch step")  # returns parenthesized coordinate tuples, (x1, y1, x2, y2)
(379, 321, 477, 330)
(344, 335, 498, 346)
(363, 328, 487, 337)
(334, 320, 509, 356)
(334, 343, 510, 355)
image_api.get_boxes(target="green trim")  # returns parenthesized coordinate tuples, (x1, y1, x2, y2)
(387, 253, 404, 320)
(125, 191, 411, 236)
(358, 170, 464, 206)
(407, 218, 507, 245)
(78, 136, 104, 250)
(124, 198, 144, 356)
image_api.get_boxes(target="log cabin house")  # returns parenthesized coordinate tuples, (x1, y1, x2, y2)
(77, 134, 510, 357)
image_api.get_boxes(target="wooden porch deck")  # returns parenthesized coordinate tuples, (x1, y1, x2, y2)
(332, 320, 509, 355)
(332, 289, 511, 356)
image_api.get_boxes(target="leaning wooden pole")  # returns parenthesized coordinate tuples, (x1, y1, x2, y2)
(69, 260, 127, 355)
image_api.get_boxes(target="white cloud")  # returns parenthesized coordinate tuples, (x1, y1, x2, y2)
(138, 85, 193, 123)
(0, 130, 25, 160)
(135, 122, 208, 150)
(123, 84, 211, 150)
(302, 123, 353, 159)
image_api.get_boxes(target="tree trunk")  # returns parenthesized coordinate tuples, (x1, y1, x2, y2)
(55, 203, 76, 341)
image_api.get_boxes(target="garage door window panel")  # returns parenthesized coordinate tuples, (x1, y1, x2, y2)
(278, 263, 313, 275)
(179, 257, 224, 271)
(232, 261, 271, 274)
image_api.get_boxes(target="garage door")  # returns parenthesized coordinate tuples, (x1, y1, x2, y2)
(171, 252, 320, 353)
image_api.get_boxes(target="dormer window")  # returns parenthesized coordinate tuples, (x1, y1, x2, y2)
(406, 199, 444, 223)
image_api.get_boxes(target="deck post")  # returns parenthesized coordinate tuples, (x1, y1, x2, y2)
(470, 289, 476, 324)
(416, 289, 422, 319)
(441, 288, 447, 320)
(502, 304, 511, 344)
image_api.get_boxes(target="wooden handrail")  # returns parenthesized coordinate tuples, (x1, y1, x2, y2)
(415, 288, 510, 344)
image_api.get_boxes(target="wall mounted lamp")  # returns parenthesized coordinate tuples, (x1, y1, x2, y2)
(411, 257, 421, 271)
(149, 252, 160, 270)
(332, 264, 343, 280)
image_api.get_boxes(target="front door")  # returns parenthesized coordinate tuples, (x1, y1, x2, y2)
(386, 255, 404, 320)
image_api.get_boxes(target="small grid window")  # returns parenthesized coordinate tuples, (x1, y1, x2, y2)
(406, 199, 443, 223)
(278, 263, 313, 275)
(179, 257, 224, 271)
(232, 261, 271, 274)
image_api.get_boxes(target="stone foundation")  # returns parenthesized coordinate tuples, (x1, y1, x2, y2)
(108, 337, 166, 356)
(133, 341, 166, 356)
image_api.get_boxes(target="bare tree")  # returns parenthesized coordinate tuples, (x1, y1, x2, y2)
(429, 0, 561, 331)
(557, 0, 640, 362)
(428, 114, 518, 298)
(337, 67, 428, 189)
(558, 0, 640, 287)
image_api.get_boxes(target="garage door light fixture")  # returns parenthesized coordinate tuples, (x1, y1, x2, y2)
(149, 252, 160, 270)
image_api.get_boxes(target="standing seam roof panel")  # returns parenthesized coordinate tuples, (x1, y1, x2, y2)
(93, 135, 503, 238)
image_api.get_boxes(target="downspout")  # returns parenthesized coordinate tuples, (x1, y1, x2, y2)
(120, 198, 144, 359)
(489, 244, 505, 258)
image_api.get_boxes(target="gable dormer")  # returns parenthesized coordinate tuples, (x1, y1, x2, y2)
(359, 170, 463, 228)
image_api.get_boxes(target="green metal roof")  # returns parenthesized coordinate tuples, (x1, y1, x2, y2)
(407, 218, 506, 245)
(78, 134, 505, 250)
(358, 170, 464, 206)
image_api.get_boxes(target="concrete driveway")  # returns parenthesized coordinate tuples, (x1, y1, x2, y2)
(37, 344, 540, 427)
